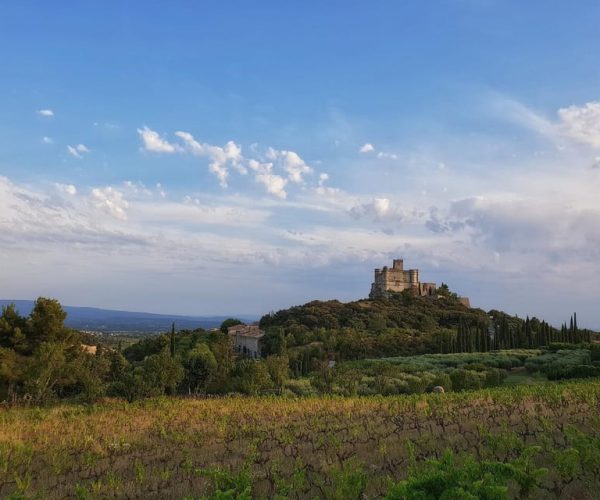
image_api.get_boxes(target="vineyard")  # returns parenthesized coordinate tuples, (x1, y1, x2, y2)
(1, 379, 599, 498)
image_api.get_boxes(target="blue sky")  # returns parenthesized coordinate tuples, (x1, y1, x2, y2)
(1, 2, 600, 327)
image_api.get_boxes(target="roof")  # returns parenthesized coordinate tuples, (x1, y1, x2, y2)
(227, 323, 265, 338)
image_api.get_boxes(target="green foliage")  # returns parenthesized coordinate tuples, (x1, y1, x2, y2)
(183, 343, 218, 394)
(525, 348, 600, 380)
(142, 348, 184, 395)
(385, 448, 547, 500)
(265, 355, 289, 394)
(231, 359, 272, 395)
(326, 459, 368, 500)
(198, 467, 252, 499)
(259, 294, 492, 361)
(220, 318, 243, 334)
(28, 298, 68, 347)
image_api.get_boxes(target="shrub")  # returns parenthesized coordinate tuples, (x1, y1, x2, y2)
(385, 448, 547, 500)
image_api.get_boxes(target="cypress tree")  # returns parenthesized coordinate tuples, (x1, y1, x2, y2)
(170, 322, 176, 357)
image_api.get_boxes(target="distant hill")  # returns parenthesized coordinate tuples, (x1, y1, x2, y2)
(0, 300, 255, 333)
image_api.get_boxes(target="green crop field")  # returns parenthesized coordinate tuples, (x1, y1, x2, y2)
(1, 379, 599, 499)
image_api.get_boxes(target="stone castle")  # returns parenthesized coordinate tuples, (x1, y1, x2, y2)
(369, 259, 437, 299)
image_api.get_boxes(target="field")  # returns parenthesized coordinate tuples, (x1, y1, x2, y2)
(1, 379, 599, 499)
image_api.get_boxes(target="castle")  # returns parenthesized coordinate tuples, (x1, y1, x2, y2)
(369, 259, 437, 299)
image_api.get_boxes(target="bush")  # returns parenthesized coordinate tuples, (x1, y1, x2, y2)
(284, 378, 316, 397)
(450, 369, 485, 391)
(385, 449, 547, 499)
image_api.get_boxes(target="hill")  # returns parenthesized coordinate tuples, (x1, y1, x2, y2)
(0, 300, 255, 333)
(256, 291, 597, 369)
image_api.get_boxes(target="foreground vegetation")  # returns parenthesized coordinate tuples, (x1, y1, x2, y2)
(0, 380, 598, 498)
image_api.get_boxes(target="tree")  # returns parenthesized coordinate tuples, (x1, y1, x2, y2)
(170, 322, 176, 357)
(261, 328, 286, 356)
(208, 333, 235, 392)
(0, 347, 22, 400)
(0, 304, 27, 350)
(232, 359, 272, 395)
(183, 343, 217, 394)
(74, 348, 111, 402)
(24, 342, 75, 403)
(220, 318, 243, 334)
(265, 355, 289, 394)
(141, 348, 184, 396)
(28, 297, 69, 348)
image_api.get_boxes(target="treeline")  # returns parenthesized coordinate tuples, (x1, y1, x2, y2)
(0, 299, 289, 404)
(0, 298, 125, 404)
(2, 295, 598, 405)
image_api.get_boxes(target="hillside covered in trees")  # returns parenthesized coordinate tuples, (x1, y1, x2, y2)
(1, 292, 598, 404)
(258, 289, 593, 362)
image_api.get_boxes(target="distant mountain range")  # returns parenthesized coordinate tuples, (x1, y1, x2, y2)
(0, 300, 256, 334)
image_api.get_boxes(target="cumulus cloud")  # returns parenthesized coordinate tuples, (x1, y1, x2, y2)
(349, 197, 419, 222)
(138, 127, 323, 196)
(248, 159, 287, 198)
(55, 183, 77, 196)
(138, 126, 180, 153)
(266, 147, 312, 183)
(42, 136, 53, 144)
(37, 109, 54, 117)
(175, 131, 245, 187)
(67, 144, 90, 159)
(496, 97, 600, 152)
(91, 186, 129, 220)
(357, 142, 398, 160)
(255, 172, 288, 199)
(557, 101, 600, 148)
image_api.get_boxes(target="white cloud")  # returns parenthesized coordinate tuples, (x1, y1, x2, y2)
(373, 198, 391, 217)
(137, 126, 179, 153)
(37, 109, 54, 117)
(138, 128, 325, 196)
(557, 101, 600, 148)
(42, 136, 53, 144)
(376, 151, 398, 160)
(349, 197, 417, 222)
(91, 186, 129, 220)
(175, 131, 245, 187)
(255, 173, 288, 199)
(67, 144, 90, 159)
(55, 183, 77, 196)
(495, 97, 600, 151)
(248, 159, 287, 198)
(358, 143, 398, 160)
(266, 148, 312, 183)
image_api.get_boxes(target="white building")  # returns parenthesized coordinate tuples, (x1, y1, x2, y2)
(227, 324, 265, 359)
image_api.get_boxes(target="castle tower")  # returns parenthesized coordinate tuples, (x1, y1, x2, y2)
(369, 259, 435, 299)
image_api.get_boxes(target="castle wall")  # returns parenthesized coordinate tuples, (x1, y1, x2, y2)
(370, 260, 436, 298)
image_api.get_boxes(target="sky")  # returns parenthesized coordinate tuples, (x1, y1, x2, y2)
(1, 1, 600, 327)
